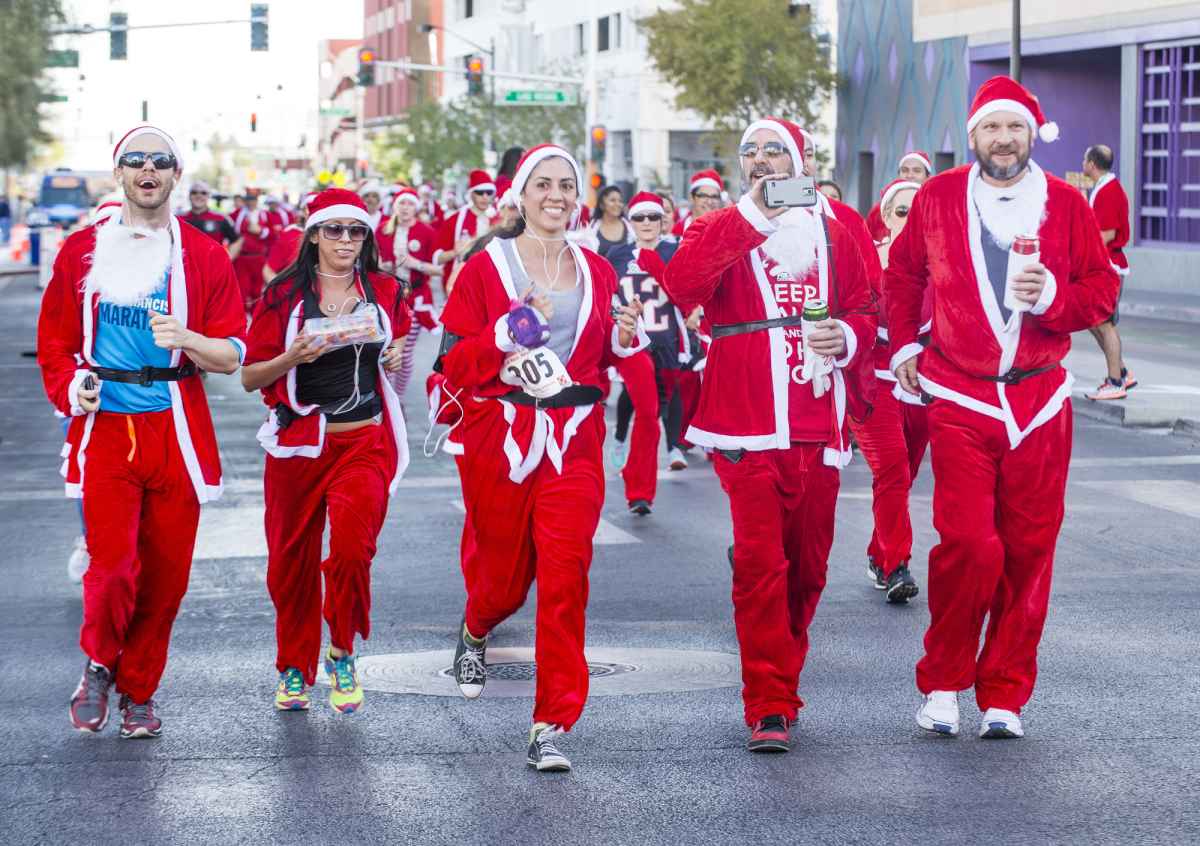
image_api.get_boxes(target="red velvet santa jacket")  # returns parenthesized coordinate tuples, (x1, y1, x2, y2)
(439, 237, 649, 483)
(37, 216, 246, 502)
(243, 271, 412, 493)
(662, 196, 877, 467)
(885, 162, 1119, 448)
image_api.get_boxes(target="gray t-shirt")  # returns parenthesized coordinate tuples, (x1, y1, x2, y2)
(501, 237, 582, 362)
(980, 220, 1012, 324)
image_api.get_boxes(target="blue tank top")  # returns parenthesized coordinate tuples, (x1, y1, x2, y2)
(93, 273, 173, 413)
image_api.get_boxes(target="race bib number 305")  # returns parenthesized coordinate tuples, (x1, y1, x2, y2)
(499, 347, 572, 399)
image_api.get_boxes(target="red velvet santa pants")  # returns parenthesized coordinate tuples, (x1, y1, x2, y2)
(80, 410, 200, 704)
(849, 385, 919, 576)
(917, 399, 1072, 713)
(677, 370, 702, 449)
(614, 351, 660, 505)
(715, 444, 840, 725)
(233, 253, 267, 310)
(461, 404, 605, 730)
(264, 424, 390, 686)
(902, 401, 930, 480)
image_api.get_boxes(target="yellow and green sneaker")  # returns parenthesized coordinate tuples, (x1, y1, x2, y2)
(324, 649, 364, 714)
(275, 668, 310, 711)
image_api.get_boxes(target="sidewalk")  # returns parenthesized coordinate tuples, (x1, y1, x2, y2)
(1119, 288, 1200, 325)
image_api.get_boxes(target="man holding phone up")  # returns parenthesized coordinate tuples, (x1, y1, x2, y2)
(663, 117, 876, 754)
(37, 125, 245, 739)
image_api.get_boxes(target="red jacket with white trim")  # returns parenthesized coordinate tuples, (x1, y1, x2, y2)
(885, 163, 1119, 446)
(662, 197, 877, 467)
(37, 217, 246, 502)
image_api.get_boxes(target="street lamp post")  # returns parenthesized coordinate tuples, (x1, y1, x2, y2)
(420, 23, 497, 163)
(1010, 0, 1022, 82)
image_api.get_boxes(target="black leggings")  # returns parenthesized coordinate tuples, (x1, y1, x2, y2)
(615, 369, 683, 449)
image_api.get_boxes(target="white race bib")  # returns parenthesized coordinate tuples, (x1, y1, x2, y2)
(500, 347, 571, 399)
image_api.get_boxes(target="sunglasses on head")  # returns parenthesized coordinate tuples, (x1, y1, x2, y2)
(118, 151, 178, 170)
(738, 141, 789, 159)
(319, 223, 371, 241)
(630, 213, 663, 223)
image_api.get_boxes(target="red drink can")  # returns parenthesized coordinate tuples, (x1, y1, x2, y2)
(1012, 234, 1039, 255)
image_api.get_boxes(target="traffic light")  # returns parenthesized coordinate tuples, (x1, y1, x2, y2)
(251, 112, 257, 133)
(590, 125, 607, 163)
(250, 4, 269, 52)
(589, 171, 603, 191)
(465, 55, 484, 96)
(110, 13, 127, 60)
(357, 48, 376, 86)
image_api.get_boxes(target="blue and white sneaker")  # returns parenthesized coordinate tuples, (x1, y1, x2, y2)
(979, 708, 1024, 739)
(916, 690, 960, 736)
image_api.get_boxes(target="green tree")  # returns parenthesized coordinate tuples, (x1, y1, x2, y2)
(640, 0, 835, 133)
(0, 0, 64, 171)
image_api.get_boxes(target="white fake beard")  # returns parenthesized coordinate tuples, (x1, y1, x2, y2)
(760, 207, 820, 278)
(975, 168, 1047, 249)
(86, 221, 172, 305)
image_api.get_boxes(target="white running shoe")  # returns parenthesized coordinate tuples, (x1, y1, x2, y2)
(979, 708, 1024, 739)
(607, 437, 629, 472)
(668, 447, 688, 471)
(916, 690, 960, 736)
(67, 536, 89, 585)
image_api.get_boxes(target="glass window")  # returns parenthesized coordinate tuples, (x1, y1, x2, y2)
(1138, 39, 1200, 245)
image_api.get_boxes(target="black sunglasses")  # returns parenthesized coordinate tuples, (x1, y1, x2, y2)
(472, 189, 495, 196)
(319, 223, 371, 241)
(118, 151, 178, 170)
(894, 207, 910, 218)
(630, 213, 663, 223)
(692, 191, 720, 201)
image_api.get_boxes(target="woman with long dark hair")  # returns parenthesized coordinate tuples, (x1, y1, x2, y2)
(241, 188, 411, 715)
(438, 145, 646, 773)
(494, 145, 525, 199)
(590, 184, 631, 257)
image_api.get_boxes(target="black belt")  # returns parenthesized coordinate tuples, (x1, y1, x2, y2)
(504, 384, 604, 409)
(93, 363, 196, 386)
(710, 315, 805, 339)
(982, 364, 1056, 385)
(274, 391, 380, 430)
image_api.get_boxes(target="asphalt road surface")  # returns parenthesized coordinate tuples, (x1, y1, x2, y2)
(2, 273, 1198, 845)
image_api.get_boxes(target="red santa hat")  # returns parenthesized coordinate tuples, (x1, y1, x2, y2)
(688, 169, 724, 195)
(392, 186, 421, 212)
(967, 75, 1059, 143)
(467, 169, 496, 194)
(897, 150, 932, 173)
(357, 180, 383, 198)
(113, 124, 183, 170)
(627, 191, 665, 217)
(879, 178, 921, 212)
(739, 117, 808, 175)
(510, 144, 584, 199)
(304, 188, 374, 230)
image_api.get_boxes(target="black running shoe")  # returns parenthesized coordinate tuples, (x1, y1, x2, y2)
(453, 617, 487, 699)
(867, 558, 886, 590)
(527, 725, 572, 772)
(628, 499, 652, 516)
(885, 565, 919, 604)
(747, 714, 791, 753)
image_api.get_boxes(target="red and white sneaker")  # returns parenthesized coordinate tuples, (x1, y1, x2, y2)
(747, 715, 791, 753)
(1123, 370, 1138, 390)
(69, 661, 112, 733)
(1086, 381, 1127, 401)
(118, 695, 163, 739)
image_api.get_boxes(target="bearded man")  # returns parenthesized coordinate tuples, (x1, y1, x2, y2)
(37, 125, 245, 739)
(663, 117, 876, 754)
(886, 77, 1118, 740)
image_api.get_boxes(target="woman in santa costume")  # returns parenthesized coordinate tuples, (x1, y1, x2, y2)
(663, 117, 876, 753)
(432, 169, 498, 292)
(241, 188, 411, 715)
(887, 76, 1118, 739)
(377, 186, 442, 404)
(866, 151, 933, 242)
(38, 125, 246, 738)
(438, 144, 646, 773)
(233, 191, 273, 312)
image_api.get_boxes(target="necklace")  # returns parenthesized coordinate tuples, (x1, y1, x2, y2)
(317, 269, 353, 278)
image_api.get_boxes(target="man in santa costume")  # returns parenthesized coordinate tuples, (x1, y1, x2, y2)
(264, 195, 292, 240)
(867, 151, 933, 242)
(887, 76, 1118, 739)
(37, 124, 246, 738)
(262, 193, 313, 282)
(179, 181, 241, 255)
(417, 182, 445, 228)
(1081, 143, 1135, 401)
(433, 169, 498, 290)
(663, 117, 876, 753)
(233, 190, 272, 312)
(358, 181, 385, 230)
(672, 169, 724, 236)
(377, 186, 442, 403)
(798, 130, 926, 602)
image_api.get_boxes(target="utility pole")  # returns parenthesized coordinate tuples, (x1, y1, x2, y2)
(1010, 0, 1021, 82)
(586, 0, 599, 204)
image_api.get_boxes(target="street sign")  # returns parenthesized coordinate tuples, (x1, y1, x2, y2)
(502, 89, 575, 106)
(320, 107, 354, 117)
(45, 50, 80, 68)
(38, 93, 69, 103)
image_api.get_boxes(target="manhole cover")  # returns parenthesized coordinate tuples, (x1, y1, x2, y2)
(317, 647, 740, 697)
